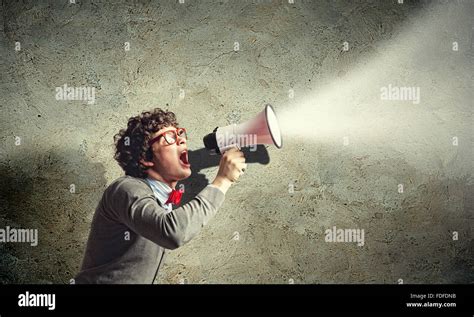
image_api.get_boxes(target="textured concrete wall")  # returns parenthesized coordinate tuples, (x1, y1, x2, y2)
(0, 0, 472, 284)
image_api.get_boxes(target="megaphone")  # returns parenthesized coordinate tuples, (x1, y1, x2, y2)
(203, 104, 283, 154)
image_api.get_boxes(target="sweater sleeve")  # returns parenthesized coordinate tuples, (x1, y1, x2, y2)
(108, 180, 226, 250)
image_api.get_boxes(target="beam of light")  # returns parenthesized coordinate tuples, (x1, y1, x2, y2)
(279, 1, 472, 177)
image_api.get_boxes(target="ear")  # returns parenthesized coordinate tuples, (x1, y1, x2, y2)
(139, 159, 154, 168)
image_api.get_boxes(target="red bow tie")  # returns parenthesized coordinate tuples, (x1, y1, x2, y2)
(165, 189, 183, 206)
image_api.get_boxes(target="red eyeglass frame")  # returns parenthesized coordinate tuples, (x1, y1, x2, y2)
(148, 127, 187, 147)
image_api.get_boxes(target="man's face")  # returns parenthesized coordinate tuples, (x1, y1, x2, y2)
(148, 126, 191, 182)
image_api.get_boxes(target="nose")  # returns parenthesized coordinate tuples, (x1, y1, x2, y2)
(178, 135, 186, 146)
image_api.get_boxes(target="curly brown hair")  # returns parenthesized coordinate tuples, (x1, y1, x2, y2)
(114, 108, 178, 178)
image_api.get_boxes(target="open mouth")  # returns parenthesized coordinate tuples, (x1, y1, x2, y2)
(179, 150, 190, 167)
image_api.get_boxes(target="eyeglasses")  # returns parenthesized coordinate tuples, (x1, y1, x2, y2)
(148, 127, 187, 147)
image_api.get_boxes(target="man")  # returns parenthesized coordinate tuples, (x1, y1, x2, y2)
(75, 108, 246, 283)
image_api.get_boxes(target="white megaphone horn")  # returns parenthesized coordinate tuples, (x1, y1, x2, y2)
(203, 104, 283, 154)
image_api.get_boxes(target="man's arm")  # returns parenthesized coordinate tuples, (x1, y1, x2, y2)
(111, 183, 225, 250)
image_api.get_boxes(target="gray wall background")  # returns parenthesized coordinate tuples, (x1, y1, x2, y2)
(0, 0, 472, 284)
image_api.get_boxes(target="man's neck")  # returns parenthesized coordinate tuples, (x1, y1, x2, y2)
(146, 170, 177, 189)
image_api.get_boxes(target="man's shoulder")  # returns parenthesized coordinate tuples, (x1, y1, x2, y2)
(106, 175, 152, 196)
(99, 176, 157, 220)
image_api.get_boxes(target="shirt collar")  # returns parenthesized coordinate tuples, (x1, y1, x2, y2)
(145, 177, 173, 209)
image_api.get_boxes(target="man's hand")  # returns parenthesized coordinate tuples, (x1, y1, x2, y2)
(211, 147, 247, 194)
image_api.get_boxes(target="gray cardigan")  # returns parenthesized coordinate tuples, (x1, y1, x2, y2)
(75, 175, 225, 284)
